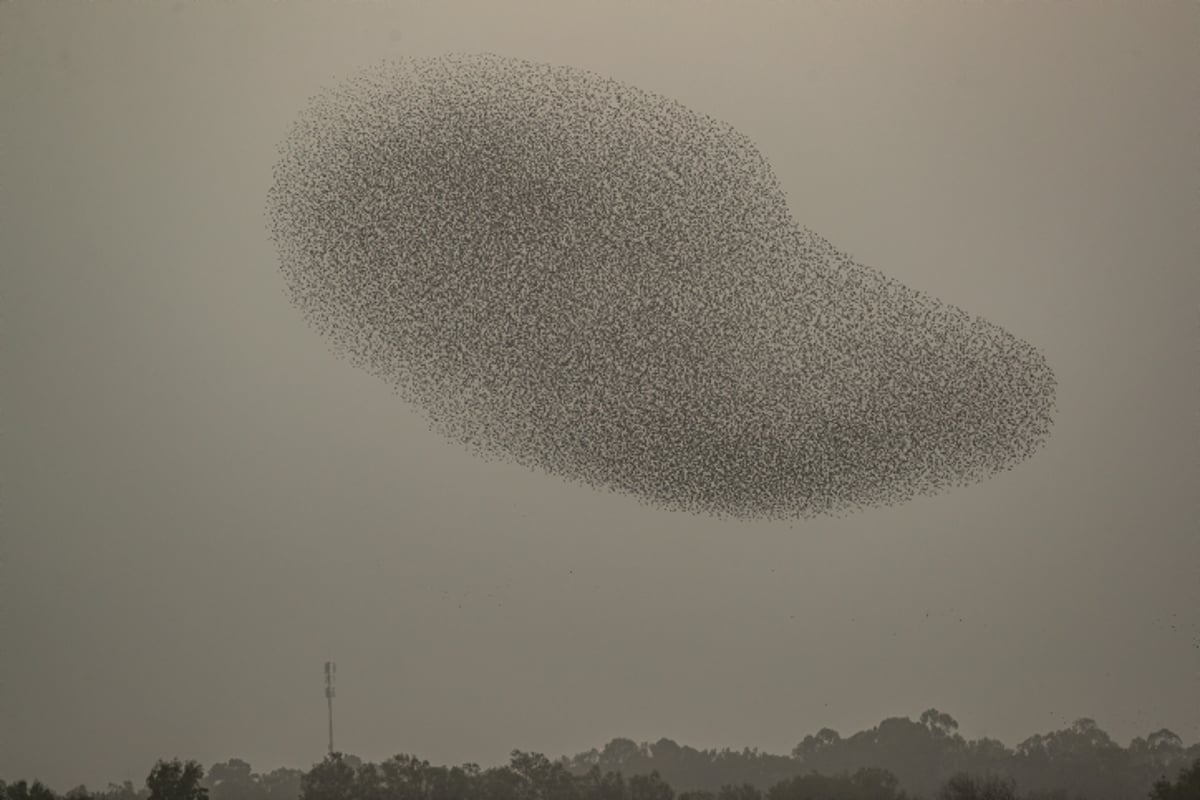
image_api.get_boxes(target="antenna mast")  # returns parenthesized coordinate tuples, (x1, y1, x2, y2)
(324, 660, 336, 755)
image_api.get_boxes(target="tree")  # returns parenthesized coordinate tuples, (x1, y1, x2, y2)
(3, 781, 58, 800)
(1150, 758, 1200, 800)
(935, 773, 1017, 800)
(578, 767, 628, 800)
(852, 767, 903, 796)
(298, 754, 356, 800)
(792, 728, 842, 760)
(147, 760, 208, 800)
(510, 750, 580, 800)
(101, 780, 148, 800)
(206, 760, 266, 800)
(477, 764, 527, 800)
(600, 739, 651, 778)
(920, 710, 961, 739)
(258, 769, 302, 800)
(629, 771, 674, 800)
(1132, 729, 1189, 786)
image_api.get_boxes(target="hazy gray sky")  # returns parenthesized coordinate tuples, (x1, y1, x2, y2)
(3, 0, 1198, 792)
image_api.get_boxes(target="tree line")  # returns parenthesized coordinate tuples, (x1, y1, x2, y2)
(558, 711, 1200, 799)
(5, 710, 1199, 800)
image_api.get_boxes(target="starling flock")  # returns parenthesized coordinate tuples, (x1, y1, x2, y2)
(266, 53, 1057, 519)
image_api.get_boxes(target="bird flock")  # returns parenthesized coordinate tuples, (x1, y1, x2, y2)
(266, 53, 1056, 519)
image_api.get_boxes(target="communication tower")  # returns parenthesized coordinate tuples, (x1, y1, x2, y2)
(324, 661, 336, 754)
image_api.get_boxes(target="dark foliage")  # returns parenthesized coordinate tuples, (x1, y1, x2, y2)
(562, 711, 1200, 800)
(1149, 758, 1200, 800)
(935, 773, 1018, 800)
(145, 761, 207, 800)
(6, 712, 1200, 800)
(1, 781, 58, 800)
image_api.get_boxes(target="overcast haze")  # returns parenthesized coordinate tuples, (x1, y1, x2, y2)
(2, 0, 1198, 792)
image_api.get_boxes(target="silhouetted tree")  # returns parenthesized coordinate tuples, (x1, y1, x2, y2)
(629, 772, 674, 800)
(3, 781, 58, 800)
(258, 769, 302, 800)
(298, 755, 355, 800)
(204, 760, 266, 800)
(921, 711, 962, 740)
(598, 740, 652, 782)
(578, 766, 629, 800)
(510, 749, 582, 800)
(1149, 758, 1200, 800)
(935, 772, 1017, 800)
(767, 768, 908, 800)
(785, 710, 965, 796)
(146, 762, 207, 800)
(9, 711, 1200, 800)
(100, 781, 149, 800)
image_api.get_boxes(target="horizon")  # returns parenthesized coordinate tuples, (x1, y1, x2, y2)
(15, 707, 1200, 793)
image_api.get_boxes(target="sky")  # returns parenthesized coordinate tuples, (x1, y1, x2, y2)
(2, 0, 1199, 792)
